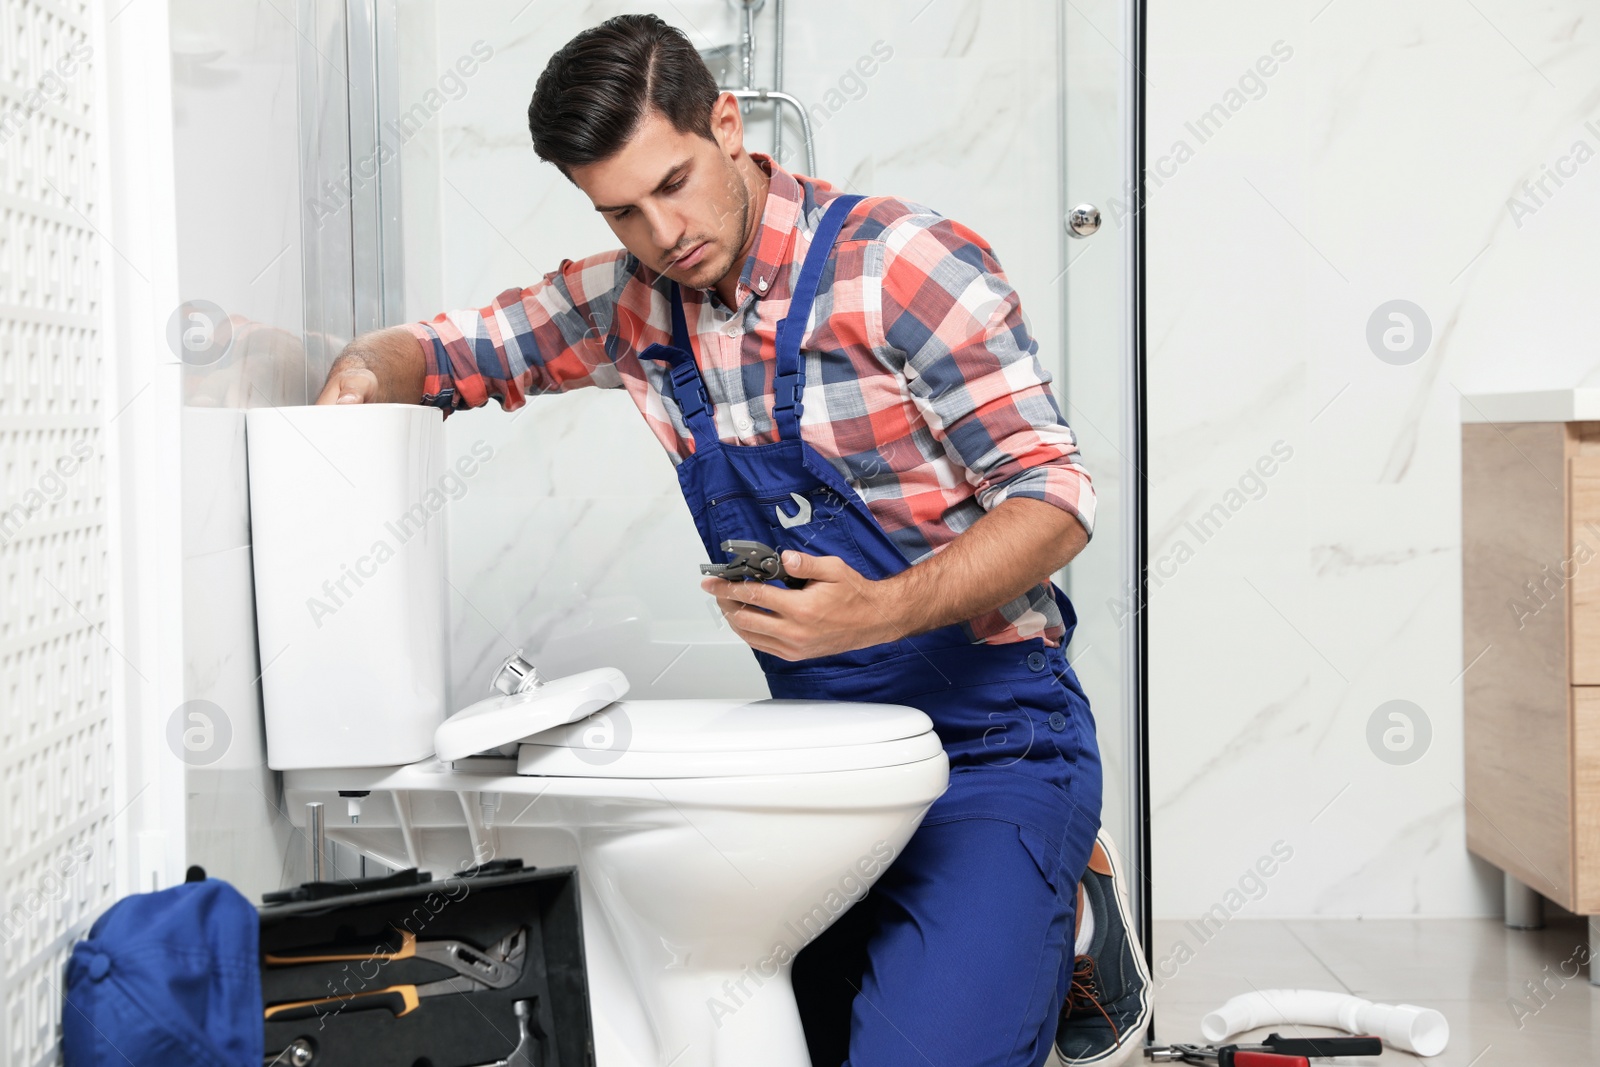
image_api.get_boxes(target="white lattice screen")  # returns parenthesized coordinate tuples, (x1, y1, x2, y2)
(0, 0, 116, 1063)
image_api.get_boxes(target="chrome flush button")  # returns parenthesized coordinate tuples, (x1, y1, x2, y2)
(491, 651, 545, 695)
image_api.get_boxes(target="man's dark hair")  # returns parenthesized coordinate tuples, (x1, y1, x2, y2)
(528, 14, 721, 176)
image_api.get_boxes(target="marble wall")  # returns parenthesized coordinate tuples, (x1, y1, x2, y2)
(1145, 0, 1600, 919)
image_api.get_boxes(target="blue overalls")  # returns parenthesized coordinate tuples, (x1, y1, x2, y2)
(643, 194, 1103, 1067)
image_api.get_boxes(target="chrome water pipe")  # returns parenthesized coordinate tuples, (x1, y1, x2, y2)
(728, 89, 816, 176)
(740, 0, 757, 109)
(726, 0, 814, 175)
(307, 801, 325, 882)
(773, 0, 786, 162)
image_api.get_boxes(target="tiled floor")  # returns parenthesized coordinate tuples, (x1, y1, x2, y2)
(1149, 918, 1599, 1065)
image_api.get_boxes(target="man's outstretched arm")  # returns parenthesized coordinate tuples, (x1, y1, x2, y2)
(314, 251, 634, 411)
(315, 327, 426, 405)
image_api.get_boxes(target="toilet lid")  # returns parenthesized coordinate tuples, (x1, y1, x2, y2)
(434, 667, 631, 762)
(516, 698, 940, 778)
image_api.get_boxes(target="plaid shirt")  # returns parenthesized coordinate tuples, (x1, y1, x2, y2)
(410, 157, 1095, 646)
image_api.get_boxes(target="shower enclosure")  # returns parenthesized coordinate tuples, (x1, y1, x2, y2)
(177, 0, 1148, 972)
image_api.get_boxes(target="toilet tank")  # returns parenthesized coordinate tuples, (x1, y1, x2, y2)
(245, 404, 449, 769)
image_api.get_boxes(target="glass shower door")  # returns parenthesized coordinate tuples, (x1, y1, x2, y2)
(1058, 0, 1150, 950)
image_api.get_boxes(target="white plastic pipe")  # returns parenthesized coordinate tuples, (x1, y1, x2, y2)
(1201, 989, 1449, 1057)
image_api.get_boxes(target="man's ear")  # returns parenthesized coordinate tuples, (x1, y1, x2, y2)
(709, 91, 745, 161)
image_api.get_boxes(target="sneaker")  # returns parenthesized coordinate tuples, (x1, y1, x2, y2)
(1051, 830, 1152, 1066)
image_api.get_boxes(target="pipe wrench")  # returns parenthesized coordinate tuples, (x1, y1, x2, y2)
(263, 926, 526, 1020)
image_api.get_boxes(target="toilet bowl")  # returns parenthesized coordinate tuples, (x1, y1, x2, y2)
(247, 406, 948, 1065)
(282, 684, 949, 1067)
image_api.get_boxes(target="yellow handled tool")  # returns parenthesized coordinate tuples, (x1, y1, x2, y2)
(265, 983, 424, 1021)
(267, 929, 427, 966)
(263, 926, 527, 1021)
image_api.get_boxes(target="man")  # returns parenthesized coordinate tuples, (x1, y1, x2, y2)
(318, 14, 1148, 1066)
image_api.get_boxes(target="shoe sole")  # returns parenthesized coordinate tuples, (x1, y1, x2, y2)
(1049, 829, 1154, 1067)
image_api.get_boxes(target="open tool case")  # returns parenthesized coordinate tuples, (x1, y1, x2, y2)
(259, 862, 593, 1067)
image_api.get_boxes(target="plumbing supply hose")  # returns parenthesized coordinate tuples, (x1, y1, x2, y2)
(1200, 989, 1449, 1057)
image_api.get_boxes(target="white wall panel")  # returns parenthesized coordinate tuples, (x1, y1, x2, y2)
(0, 1, 115, 1060)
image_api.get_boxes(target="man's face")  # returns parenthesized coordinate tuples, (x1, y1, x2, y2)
(571, 95, 756, 291)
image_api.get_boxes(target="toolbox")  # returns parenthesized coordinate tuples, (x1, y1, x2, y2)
(259, 861, 593, 1067)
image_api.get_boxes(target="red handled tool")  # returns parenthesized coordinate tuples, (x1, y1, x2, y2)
(1145, 1033, 1383, 1065)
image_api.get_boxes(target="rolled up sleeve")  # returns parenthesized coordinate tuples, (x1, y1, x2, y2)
(875, 213, 1096, 537)
(409, 251, 631, 415)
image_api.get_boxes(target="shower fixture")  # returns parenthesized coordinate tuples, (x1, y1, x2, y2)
(700, 0, 818, 176)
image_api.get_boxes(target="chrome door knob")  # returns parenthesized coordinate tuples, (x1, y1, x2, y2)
(1065, 204, 1101, 238)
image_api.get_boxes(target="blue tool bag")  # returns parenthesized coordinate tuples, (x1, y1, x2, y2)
(63, 877, 262, 1067)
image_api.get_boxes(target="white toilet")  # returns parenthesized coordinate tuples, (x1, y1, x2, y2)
(248, 406, 950, 1067)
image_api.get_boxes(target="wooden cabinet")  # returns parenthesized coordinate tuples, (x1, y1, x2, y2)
(1463, 417, 1600, 914)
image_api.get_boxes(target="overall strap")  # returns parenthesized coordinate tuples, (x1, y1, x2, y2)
(772, 194, 865, 441)
(646, 282, 720, 445)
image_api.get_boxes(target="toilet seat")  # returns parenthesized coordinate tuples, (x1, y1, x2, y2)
(517, 698, 941, 778)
